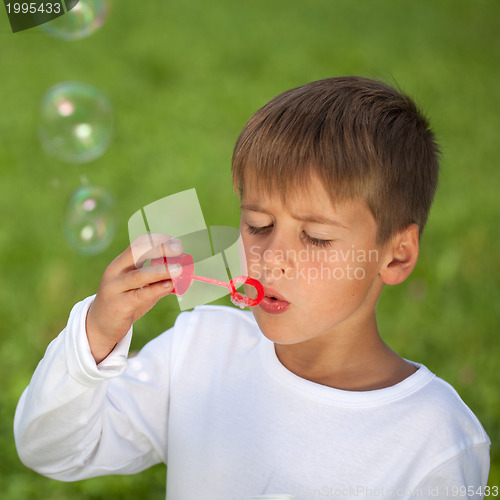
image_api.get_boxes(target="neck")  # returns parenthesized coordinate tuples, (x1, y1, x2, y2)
(274, 316, 416, 391)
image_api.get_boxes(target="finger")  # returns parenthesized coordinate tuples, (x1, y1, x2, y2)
(131, 236, 183, 270)
(108, 235, 183, 277)
(133, 278, 176, 306)
(116, 263, 184, 293)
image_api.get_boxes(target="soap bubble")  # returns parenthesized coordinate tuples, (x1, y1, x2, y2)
(39, 0, 109, 41)
(64, 185, 116, 255)
(39, 82, 113, 164)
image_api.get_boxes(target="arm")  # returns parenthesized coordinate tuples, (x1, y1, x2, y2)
(14, 235, 183, 480)
(14, 296, 141, 480)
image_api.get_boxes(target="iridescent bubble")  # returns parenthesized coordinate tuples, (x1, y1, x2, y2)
(39, 0, 109, 41)
(39, 82, 113, 164)
(64, 185, 116, 255)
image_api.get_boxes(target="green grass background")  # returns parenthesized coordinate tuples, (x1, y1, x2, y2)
(1, 0, 499, 497)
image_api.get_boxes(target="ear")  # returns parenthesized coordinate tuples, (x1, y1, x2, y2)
(379, 224, 420, 286)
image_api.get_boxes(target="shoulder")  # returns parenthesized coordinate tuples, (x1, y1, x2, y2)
(402, 365, 490, 452)
(131, 306, 262, 380)
(394, 366, 491, 489)
(178, 304, 256, 326)
(175, 305, 258, 338)
(134, 305, 259, 354)
(167, 305, 261, 355)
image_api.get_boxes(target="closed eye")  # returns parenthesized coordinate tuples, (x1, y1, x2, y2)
(247, 224, 332, 247)
(303, 233, 333, 247)
(246, 224, 273, 235)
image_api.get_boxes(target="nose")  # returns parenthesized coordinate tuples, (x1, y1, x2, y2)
(260, 229, 295, 280)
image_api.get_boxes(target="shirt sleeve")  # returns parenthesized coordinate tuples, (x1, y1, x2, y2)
(411, 443, 491, 499)
(13, 295, 186, 481)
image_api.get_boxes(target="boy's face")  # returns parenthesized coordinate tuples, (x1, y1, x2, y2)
(239, 175, 390, 346)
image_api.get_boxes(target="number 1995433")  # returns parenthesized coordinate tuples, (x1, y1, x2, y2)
(5, 2, 62, 14)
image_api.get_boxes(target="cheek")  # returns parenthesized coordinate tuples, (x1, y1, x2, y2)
(240, 235, 261, 263)
(239, 234, 263, 277)
(295, 258, 371, 298)
(293, 257, 351, 285)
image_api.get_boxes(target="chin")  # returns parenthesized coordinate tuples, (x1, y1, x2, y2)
(252, 316, 301, 345)
(264, 334, 297, 345)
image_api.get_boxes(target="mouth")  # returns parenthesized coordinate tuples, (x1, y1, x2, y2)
(259, 288, 291, 315)
(263, 286, 288, 301)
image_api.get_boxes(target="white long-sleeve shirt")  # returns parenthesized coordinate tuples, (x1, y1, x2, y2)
(14, 296, 490, 499)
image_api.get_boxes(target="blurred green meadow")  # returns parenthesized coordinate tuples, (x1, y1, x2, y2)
(1, 0, 499, 497)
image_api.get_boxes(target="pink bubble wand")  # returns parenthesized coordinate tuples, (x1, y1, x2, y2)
(155, 251, 264, 308)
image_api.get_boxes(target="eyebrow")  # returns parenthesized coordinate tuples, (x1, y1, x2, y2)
(240, 204, 349, 229)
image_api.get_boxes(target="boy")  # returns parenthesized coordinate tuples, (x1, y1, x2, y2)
(15, 77, 490, 499)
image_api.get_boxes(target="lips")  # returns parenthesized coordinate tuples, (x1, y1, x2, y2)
(259, 287, 291, 315)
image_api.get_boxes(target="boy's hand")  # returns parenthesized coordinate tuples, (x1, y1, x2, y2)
(86, 234, 183, 364)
